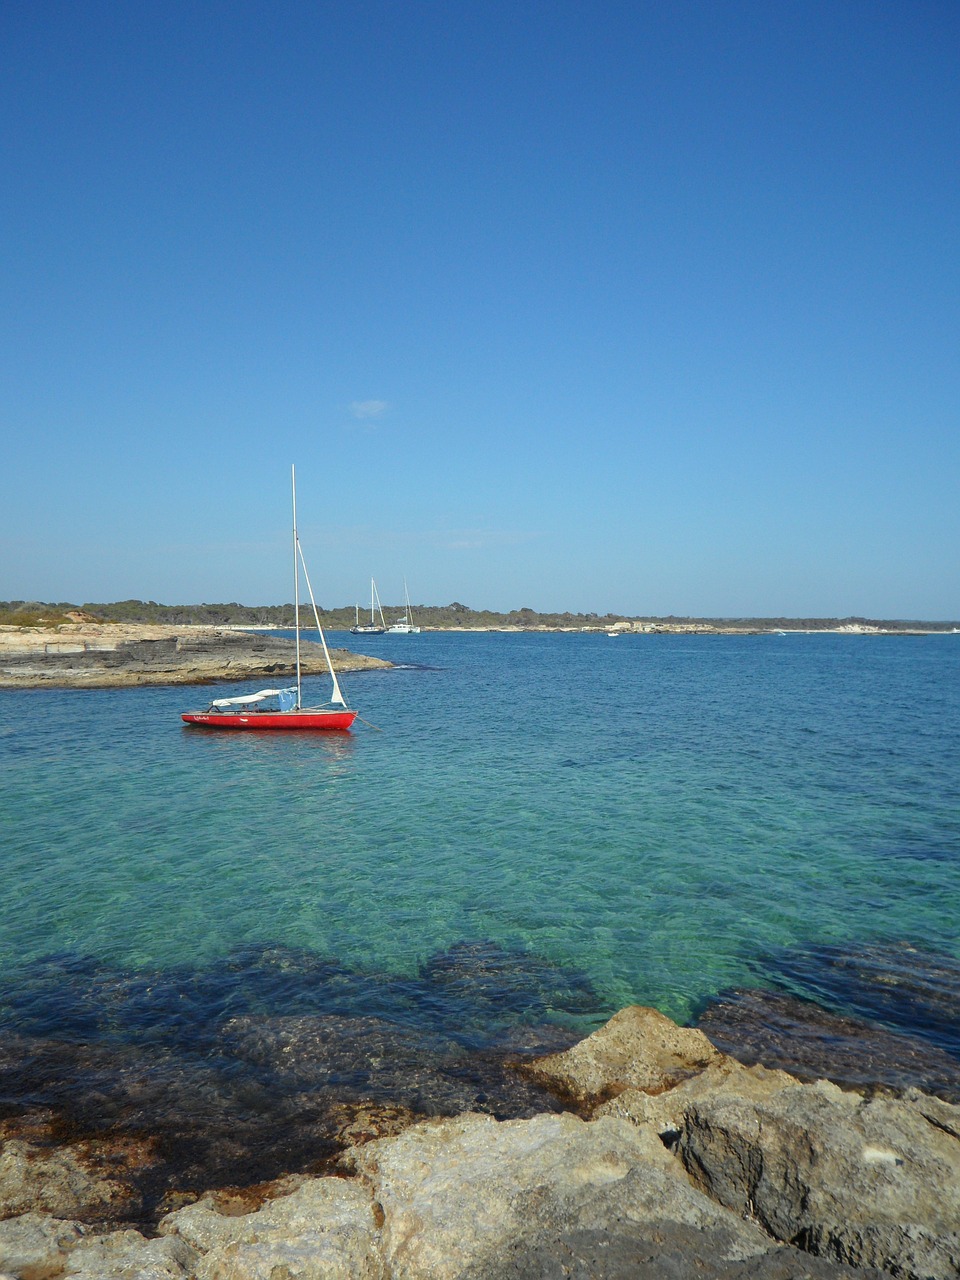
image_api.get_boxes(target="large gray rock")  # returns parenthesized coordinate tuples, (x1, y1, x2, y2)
(677, 1076, 960, 1280)
(541, 1011, 960, 1279)
(161, 1176, 385, 1279)
(457, 1222, 890, 1279)
(62, 1229, 197, 1277)
(346, 1110, 774, 1280)
(0, 1211, 85, 1277)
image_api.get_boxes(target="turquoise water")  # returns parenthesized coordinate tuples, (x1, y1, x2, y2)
(2, 631, 959, 1029)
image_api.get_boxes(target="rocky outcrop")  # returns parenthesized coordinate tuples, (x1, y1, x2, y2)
(338, 1110, 777, 1279)
(528, 1007, 960, 1279)
(523, 1003, 725, 1105)
(0, 624, 390, 688)
(676, 1077, 960, 1278)
(1, 1005, 958, 1279)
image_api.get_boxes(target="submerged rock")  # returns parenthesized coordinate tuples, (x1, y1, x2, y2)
(697, 987, 960, 1102)
(762, 940, 960, 1060)
(420, 940, 599, 1033)
(0, 943, 582, 1224)
(219, 1011, 564, 1119)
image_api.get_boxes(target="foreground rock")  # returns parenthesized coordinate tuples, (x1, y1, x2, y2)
(1, 1005, 957, 1279)
(0, 624, 389, 688)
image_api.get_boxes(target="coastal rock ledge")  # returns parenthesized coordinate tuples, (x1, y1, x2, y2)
(0, 624, 390, 688)
(1, 1005, 958, 1280)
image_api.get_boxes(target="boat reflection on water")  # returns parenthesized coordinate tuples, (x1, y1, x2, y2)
(184, 714, 359, 774)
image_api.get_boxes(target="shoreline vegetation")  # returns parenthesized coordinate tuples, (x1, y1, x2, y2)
(3, 599, 959, 634)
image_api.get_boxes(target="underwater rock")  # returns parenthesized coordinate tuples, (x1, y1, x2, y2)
(219, 1012, 567, 1119)
(419, 939, 599, 1032)
(764, 941, 960, 1060)
(697, 987, 960, 1102)
(0, 943, 583, 1225)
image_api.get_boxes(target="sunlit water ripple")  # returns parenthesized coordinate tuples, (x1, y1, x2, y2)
(2, 631, 959, 1031)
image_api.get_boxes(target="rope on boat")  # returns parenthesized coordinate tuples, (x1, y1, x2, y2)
(356, 715, 383, 731)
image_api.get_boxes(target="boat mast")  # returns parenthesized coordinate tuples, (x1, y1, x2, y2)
(298, 541, 347, 707)
(373, 579, 387, 629)
(292, 464, 302, 710)
(291, 464, 348, 708)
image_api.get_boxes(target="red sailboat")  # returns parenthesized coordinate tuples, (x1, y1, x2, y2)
(182, 467, 358, 732)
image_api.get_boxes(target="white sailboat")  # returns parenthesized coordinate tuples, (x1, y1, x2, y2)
(386, 579, 420, 634)
(350, 578, 387, 635)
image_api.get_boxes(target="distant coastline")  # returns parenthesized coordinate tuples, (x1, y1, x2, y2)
(3, 599, 958, 636)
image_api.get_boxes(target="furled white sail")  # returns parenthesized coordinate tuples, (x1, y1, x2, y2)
(210, 688, 296, 707)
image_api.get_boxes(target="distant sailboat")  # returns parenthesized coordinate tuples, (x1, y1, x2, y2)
(181, 468, 357, 731)
(386, 579, 420, 634)
(350, 578, 386, 635)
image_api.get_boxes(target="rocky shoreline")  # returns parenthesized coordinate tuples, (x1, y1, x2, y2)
(0, 625, 391, 689)
(1, 1004, 957, 1279)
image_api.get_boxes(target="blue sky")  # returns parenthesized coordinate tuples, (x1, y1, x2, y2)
(2, 0, 958, 618)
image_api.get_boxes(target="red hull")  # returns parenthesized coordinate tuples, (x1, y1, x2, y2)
(181, 709, 357, 731)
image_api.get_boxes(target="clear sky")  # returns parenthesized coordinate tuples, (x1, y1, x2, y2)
(2, 0, 958, 618)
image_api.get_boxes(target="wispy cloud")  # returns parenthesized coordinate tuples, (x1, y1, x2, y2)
(320, 526, 542, 552)
(432, 529, 543, 552)
(349, 399, 390, 422)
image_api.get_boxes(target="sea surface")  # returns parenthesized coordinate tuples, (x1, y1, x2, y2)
(1, 630, 959, 1199)
(2, 631, 959, 1021)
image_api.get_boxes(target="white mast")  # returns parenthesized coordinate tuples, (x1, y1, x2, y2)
(292, 464, 302, 710)
(298, 544, 347, 706)
(291, 463, 347, 709)
(373, 579, 387, 629)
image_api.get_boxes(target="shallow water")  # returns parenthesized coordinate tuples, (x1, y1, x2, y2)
(3, 631, 959, 1205)
(3, 631, 958, 1035)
